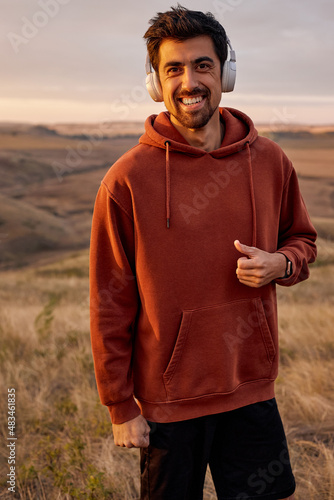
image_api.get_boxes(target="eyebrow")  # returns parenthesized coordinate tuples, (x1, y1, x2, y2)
(163, 56, 215, 71)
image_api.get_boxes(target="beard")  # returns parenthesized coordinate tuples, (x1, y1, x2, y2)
(170, 88, 218, 130)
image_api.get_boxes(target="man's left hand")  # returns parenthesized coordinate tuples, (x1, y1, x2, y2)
(234, 240, 286, 288)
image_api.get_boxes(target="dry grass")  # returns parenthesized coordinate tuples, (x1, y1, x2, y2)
(274, 250, 334, 499)
(0, 251, 140, 499)
(0, 123, 333, 498)
(0, 235, 333, 499)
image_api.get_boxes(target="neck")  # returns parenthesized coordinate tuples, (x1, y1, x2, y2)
(170, 109, 223, 152)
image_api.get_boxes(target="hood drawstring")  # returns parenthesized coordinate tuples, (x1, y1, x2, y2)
(165, 140, 171, 229)
(245, 141, 257, 247)
(164, 139, 256, 240)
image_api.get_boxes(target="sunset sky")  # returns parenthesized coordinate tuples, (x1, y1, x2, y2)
(1, 0, 334, 125)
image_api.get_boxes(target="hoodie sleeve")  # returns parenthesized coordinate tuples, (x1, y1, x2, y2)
(275, 164, 317, 286)
(89, 182, 141, 424)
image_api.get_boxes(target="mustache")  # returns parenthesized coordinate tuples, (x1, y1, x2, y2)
(175, 88, 209, 99)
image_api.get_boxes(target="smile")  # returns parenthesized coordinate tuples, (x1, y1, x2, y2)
(180, 96, 204, 106)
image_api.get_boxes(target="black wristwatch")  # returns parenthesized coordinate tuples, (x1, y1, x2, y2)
(277, 252, 292, 279)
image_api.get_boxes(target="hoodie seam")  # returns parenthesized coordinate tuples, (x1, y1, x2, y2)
(101, 181, 134, 222)
(137, 378, 276, 405)
(282, 160, 294, 191)
(105, 395, 134, 407)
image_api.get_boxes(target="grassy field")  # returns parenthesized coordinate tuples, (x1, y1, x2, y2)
(0, 123, 333, 498)
(0, 251, 140, 498)
(0, 238, 333, 499)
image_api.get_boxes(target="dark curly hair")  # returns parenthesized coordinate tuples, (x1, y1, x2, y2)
(143, 5, 228, 76)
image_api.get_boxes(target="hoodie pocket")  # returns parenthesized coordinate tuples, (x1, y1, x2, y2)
(163, 297, 276, 401)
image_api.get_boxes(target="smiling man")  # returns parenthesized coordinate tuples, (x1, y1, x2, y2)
(89, 6, 317, 500)
(159, 36, 223, 147)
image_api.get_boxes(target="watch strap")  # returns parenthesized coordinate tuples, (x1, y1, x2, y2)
(277, 252, 292, 279)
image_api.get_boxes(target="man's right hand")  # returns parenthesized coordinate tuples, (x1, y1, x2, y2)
(112, 414, 151, 448)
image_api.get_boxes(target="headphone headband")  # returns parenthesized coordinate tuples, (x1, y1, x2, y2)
(226, 37, 236, 63)
(145, 52, 152, 75)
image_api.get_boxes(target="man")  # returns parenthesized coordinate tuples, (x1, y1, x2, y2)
(90, 6, 317, 499)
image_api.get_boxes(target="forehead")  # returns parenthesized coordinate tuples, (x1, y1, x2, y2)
(158, 35, 218, 67)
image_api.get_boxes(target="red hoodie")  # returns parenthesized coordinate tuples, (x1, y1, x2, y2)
(90, 107, 317, 425)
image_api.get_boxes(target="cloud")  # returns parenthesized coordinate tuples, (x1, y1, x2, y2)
(2, 0, 334, 123)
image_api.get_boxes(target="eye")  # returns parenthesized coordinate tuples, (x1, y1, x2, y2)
(167, 67, 181, 75)
(197, 62, 211, 71)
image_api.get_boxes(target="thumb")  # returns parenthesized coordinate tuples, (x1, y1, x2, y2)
(234, 240, 258, 258)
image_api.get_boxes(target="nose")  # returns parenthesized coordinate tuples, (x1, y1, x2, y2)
(181, 67, 198, 91)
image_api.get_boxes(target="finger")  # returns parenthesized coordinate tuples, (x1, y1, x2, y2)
(237, 271, 258, 281)
(131, 436, 150, 448)
(234, 240, 257, 257)
(237, 256, 248, 263)
(237, 258, 257, 270)
(237, 275, 259, 283)
(237, 277, 262, 288)
(237, 271, 266, 286)
(236, 264, 264, 278)
(114, 439, 122, 447)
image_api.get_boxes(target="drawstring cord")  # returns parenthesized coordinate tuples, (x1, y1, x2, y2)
(165, 140, 171, 229)
(163, 139, 256, 240)
(245, 141, 257, 247)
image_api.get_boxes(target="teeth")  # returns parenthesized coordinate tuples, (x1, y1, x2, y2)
(182, 96, 203, 105)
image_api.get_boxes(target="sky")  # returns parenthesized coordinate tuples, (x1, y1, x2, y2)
(1, 0, 334, 125)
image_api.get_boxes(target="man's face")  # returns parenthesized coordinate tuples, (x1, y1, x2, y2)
(158, 35, 222, 130)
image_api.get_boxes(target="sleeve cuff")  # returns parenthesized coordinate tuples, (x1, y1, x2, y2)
(107, 396, 141, 424)
(275, 249, 303, 286)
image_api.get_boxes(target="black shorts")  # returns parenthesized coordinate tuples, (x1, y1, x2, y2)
(140, 398, 296, 500)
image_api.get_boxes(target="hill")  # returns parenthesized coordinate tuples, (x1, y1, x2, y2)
(0, 121, 333, 269)
(0, 123, 142, 268)
(0, 121, 333, 498)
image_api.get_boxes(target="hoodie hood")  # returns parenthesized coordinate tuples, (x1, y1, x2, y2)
(139, 107, 258, 157)
(139, 107, 258, 240)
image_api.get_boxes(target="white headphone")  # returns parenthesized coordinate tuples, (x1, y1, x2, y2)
(145, 37, 236, 102)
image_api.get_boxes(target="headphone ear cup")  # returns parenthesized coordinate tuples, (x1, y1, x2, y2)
(146, 72, 163, 102)
(222, 60, 236, 93)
